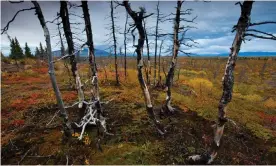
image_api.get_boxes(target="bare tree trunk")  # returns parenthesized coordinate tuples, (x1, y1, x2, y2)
(57, 20, 73, 89)
(31, 1, 72, 136)
(60, 1, 85, 109)
(124, 12, 128, 80)
(123, 1, 165, 135)
(157, 39, 163, 86)
(153, 1, 160, 86)
(81, 0, 104, 122)
(189, 1, 253, 164)
(162, 1, 182, 114)
(143, 20, 151, 85)
(110, 1, 119, 85)
(162, 58, 167, 80)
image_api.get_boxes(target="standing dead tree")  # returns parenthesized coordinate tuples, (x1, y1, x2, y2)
(68, 0, 113, 142)
(161, 0, 197, 114)
(1, 1, 73, 136)
(189, 0, 276, 164)
(116, 0, 165, 135)
(55, 16, 74, 89)
(153, 1, 160, 86)
(60, 1, 85, 109)
(110, 1, 120, 85)
(143, 19, 151, 85)
(123, 12, 129, 80)
(157, 39, 164, 86)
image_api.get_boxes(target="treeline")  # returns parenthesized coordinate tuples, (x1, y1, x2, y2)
(8, 37, 47, 60)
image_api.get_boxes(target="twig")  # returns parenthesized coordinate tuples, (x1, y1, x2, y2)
(18, 148, 31, 165)
(26, 155, 53, 158)
(46, 110, 60, 126)
(66, 155, 69, 165)
(1, 7, 35, 34)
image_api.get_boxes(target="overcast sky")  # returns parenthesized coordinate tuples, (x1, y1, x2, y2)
(1, 1, 276, 56)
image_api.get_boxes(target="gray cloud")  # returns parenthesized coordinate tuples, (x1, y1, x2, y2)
(1, 1, 276, 55)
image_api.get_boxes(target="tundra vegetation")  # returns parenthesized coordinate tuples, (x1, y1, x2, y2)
(1, 0, 276, 165)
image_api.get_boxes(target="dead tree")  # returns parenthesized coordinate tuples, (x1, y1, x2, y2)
(123, 11, 129, 80)
(81, 1, 101, 104)
(117, 0, 165, 135)
(143, 19, 151, 85)
(110, 1, 119, 85)
(189, 0, 276, 163)
(162, 0, 197, 114)
(76, 0, 108, 141)
(60, 1, 85, 109)
(56, 16, 74, 89)
(153, 1, 160, 86)
(1, 1, 73, 136)
(157, 39, 164, 86)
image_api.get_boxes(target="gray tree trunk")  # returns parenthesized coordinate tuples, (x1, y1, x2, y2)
(81, 0, 103, 118)
(153, 1, 160, 86)
(163, 1, 182, 114)
(189, 1, 253, 164)
(31, 1, 72, 136)
(60, 1, 85, 108)
(123, 1, 165, 135)
(143, 20, 151, 85)
(57, 20, 73, 89)
(124, 12, 128, 80)
(110, 1, 119, 85)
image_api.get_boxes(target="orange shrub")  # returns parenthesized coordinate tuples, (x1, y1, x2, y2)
(33, 67, 48, 74)
(10, 99, 28, 111)
(63, 91, 77, 102)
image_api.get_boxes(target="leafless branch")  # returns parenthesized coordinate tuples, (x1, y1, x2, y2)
(245, 33, 276, 40)
(249, 21, 276, 26)
(1, 7, 35, 34)
(8, 0, 24, 3)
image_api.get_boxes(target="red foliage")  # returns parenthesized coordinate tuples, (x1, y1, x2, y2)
(3, 75, 47, 84)
(63, 91, 77, 102)
(33, 67, 48, 74)
(257, 112, 276, 123)
(10, 99, 28, 111)
(11, 119, 25, 127)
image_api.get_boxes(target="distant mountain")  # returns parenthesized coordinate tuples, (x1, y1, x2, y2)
(181, 52, 276, 57)
(52, 47, 109, 57)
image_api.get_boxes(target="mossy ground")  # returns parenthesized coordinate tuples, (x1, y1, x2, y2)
(1, 57, 276, 164)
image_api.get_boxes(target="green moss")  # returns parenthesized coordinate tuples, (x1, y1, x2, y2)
(246, 123, 273, 140)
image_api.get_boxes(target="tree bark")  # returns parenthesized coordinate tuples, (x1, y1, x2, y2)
(143, 20, 151, 85)
(60, 1, 85, 109)
(153, 1, 160, 86)
(81, 0, 104, 127)
(57, 19, 73, 89)
(157, 39, 164, 86)
(163, 0, 182, 114)
(123, 1, 165, 135)
(31, 1, 72, 136)
(189, 1, 253, 164)
(124, 12, 128, 80)
(110, 1, 119, 85)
